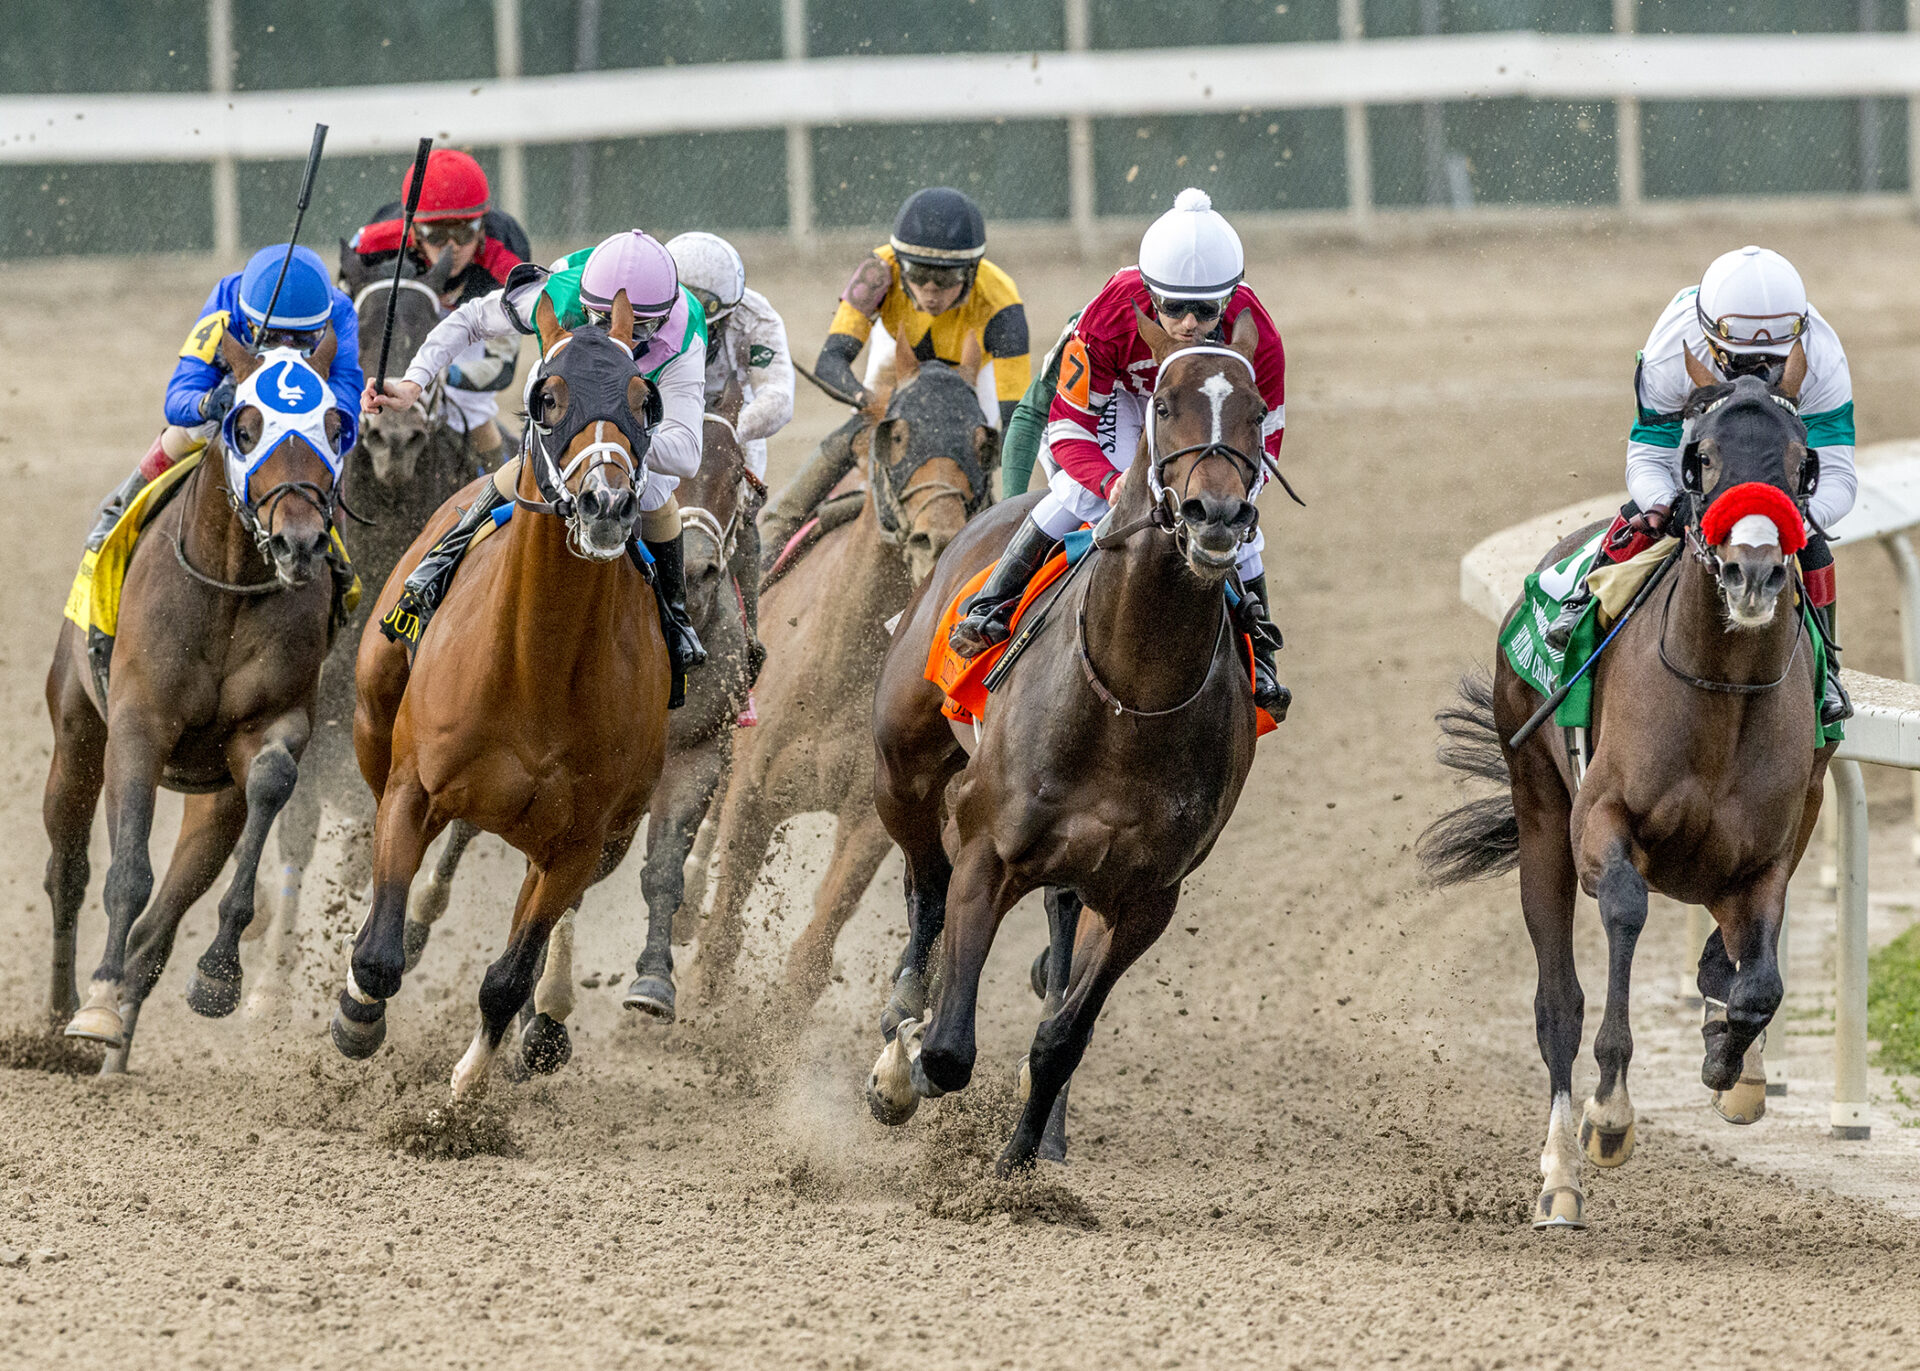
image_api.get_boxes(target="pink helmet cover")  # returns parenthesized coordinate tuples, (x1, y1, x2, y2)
(581, 230, 678, 316)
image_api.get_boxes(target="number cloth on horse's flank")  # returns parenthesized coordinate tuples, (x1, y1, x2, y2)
(1497, 528, 1841, 744)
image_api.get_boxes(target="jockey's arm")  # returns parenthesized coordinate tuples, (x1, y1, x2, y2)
(648, 332, 707, 481)
(1043, 329, 1123, 499)
(1799, 347, 1858, 530)
(324, 293, 365, 451)
(399, 289, 518, 398)
(814, 252, 891, 403)
(814, 332, 866, 405)
(164, 281, 237, 427)
(982, 300, 1031, 433)
(735, 298, 795, 444)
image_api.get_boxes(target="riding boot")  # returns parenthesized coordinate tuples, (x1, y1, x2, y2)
(759, 411, 865, 567)
(1238, 573, 1292, 722)
(1543, 581, 1593, 652)
(1811, 601, 1853, 725)
(380, 482, 509, 643)
(948, 517, 1060, 659)
(85, 468, 151, 553)
(646, 532, 708, 673)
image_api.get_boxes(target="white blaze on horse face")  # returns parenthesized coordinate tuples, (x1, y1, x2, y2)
(1199, 371, 1233, 448)
(1729, 514, 1780, 549)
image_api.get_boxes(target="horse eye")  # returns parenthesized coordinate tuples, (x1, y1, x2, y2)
(1154, 400, 1170, 418)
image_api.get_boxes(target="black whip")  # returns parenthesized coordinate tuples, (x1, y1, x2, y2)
(375, 137, 434, 395)
(792, 358, 868, 409)
(256, 122, 328, 341)
(1509, 552, 1676, 750)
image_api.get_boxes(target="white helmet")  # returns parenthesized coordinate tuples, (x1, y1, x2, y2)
(1138, 187, 1244, 300)
(666, 231, 746, 319)
(1697, 245, 1808, 357)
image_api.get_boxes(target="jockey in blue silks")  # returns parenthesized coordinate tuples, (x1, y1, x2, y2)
(84, 243, 363, 550)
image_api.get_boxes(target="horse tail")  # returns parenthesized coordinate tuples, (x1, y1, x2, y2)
(1417, 668, 1521, 884)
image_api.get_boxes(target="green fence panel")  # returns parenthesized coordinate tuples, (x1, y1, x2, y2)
(1092, 0, 1337, 47)
(521, 131, 788, 240)
(1093, 110, 1347, 216)
(1644, 99, 1908, 197)
(806, 0, 1060, 56)
(1362, 0, 1608, 35)
(811, 120, 1070, 228)
(0, 163, 214, 257)
(231, 0, 494, 90)
(519, 0, 780, 75)
(0, 0, 206, 94)
(1371, 99, 1616, 206)
(1637, 0, 1896, 35)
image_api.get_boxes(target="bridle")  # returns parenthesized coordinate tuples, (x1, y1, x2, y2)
(867, 367, 992, 546)
(680, 412, 746, 562)
(354, 278, 449, 420)
(179, 426, 345, 598)
(513, 332, 650, 560)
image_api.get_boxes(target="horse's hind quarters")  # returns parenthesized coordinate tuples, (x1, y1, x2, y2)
(1533, 1187, 1587, 1231)
(622, 972, 676, 1022)
(866, 1021, 922, 1126)
(63, 979, 126, 1047)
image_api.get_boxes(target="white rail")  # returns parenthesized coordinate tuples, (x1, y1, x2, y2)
(1460, 443, 1920, 1141)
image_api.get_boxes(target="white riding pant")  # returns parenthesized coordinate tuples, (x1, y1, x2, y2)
(438, 341, 501, 433)
(1030, 389, 1265, 580)
(641, 467, 679, 513)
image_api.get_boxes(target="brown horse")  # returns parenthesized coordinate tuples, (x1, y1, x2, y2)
(336, 293, 669, 1095)
(49, 335, 348, 1066)
(1420, 360, 1833, 1230)
(691, 330, 997, 1015)
(865, 310, 1268, 1172)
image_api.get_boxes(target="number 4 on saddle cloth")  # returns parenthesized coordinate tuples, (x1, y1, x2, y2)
(923, 528, 1280, 736)
(1498, 527, 1842, 745)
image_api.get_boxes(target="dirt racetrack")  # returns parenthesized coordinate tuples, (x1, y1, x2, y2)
(8, 214, 1920, 1369)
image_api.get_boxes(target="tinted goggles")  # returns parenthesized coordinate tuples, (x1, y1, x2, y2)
(901, 261, 971, 291)
(257, 328, 325, 354)
(417, 218, 482, 248)
(1152, 293, 1230, 324)
(689, 287, 734, 325)
(1697, 305, 1807, 352)
(585, 308, 667, 345)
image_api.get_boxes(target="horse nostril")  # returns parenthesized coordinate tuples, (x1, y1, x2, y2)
(612, 489, 635, 523)
(578, 488, 606, 521)
(1228, 500, 1258, 533)
(1180, 498, 1210, 528)
(1766, 564, 1788, 595)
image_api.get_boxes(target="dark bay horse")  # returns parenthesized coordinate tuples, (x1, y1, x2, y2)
(865, 309, 1268, 1172)
(245, 247, 494, 1012)
(337, 293, 671, 1097)
(693, 330, 997, 1016)
(49, 336, 348, 1066)
(1421, 356, 1833, 1230)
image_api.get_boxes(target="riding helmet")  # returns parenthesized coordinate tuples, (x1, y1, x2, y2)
(581, 230, 679, 318)
(402, 148, 491, 222)
(1138, 187, 1244, 300)
(1696, 246, 1808, 357)
(238, 244, 333, 332)
(666, 231, 746, 312)
(889, 187, 988, 266)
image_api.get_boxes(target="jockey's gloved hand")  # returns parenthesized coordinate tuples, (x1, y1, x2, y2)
(1612, 502, 1672, 549)
(198, 378, 237, 423)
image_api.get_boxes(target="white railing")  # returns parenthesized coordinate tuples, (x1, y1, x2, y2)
(1460, 442, 1920, 1142)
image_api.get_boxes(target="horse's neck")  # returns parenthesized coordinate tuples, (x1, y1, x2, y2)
(1083, 524, 1225, 708)
(1666, 548, 1800, 685)
(180, 452, 267, 585)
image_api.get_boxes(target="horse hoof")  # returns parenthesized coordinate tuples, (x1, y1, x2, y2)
(866, 1023, 921, 1126)
(1579, 1114, 1635, 1168)
(451, 1032, 494, 1101)
(1712, 1077, 1767, 1125)
(1532, 1186, 1586, 1231)
(64, 983, 125, 1047)
(622, 974, 676, 1023)
(329, 1002, 386, 1060)
(519, 1013, 572, 1075)
(1029, 948, 1049, 1001)
(401, 919, 433, 974)
(879, 969, 928, 1041)
(1017, 1055, 1032, 1102)
(184, 967, 242, 1019)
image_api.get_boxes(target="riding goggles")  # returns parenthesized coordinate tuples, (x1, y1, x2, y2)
(255, 327, 325, 354)
(1696, 304, 1807, 353)
(901, 261, 972, 291)
(585, 307, 667, 345)
(689, 287, 734, 326)
(1153, 293, 1231, 325)
(417, 218, 482, 247)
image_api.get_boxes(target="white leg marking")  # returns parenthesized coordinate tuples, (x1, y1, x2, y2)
(533, 912, 576, 1022)
(450, 1027, 495, 1100)
(1541, 1091, 1582, 1193)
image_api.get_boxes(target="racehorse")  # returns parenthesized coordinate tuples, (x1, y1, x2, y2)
(391, 383, 756, 1029)
(47, 334, 349, 1066)
(693, 329, 997, 1014)
(1420, 358, 1833, 1230)
(243, 245, 491, 1011)
(335, 293, 670, 1096)
(864, 308, 1268, 1172)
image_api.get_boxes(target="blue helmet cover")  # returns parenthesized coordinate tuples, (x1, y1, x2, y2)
(238, 244, 333, 331)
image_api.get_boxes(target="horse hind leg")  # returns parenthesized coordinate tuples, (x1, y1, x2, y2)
(1579, 834, 1647, 1168)
(42, 679, 107, 1026)
(404, 818, 481, 972)
(779, 805, 893, 1018)
(1699, 927, 1765, 1123)
(1017, 887, 1082, 1165)
(1703, 874, 1789, 1122)
(333, 772, 438, 1060)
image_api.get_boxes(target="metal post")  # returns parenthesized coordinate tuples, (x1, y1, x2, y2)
(1887, 533, 1920, 856)
(782, 0, 812, 247)
(1339, 0, 1371, 234)
(1861, 0, 1883, 192)
(1418, 0, 1448, 207)
(1613, 0, 1642, 212)
(568, 0, 602, 240)
(494, 0, 525, 222)
(207, 0, 238, 259)
(1065, 0, 1095, 257)
(1911, 0, 1920, 207)
(1832, 758, 1872, 1140)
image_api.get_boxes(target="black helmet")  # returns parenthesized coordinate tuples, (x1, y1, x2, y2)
(890, 187, 987, 267)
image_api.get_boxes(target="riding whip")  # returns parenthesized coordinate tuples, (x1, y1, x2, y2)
(255, 122, 329, 340)
(791, 358, 868, 409)
(375, 136, 435, 396)
(1509, 551, 1676, 751)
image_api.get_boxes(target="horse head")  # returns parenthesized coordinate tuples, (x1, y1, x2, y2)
(861, 327, 996, 584)
(1130, 304, 1265, 582)
(682, 378, 747, 628)
(341, 238, 452, 485)
(525, 290, 652, 561)
(1680, 344, 1813, 630)
(217, 329, 343, 588)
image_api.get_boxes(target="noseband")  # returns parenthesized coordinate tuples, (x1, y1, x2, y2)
(514, 331, 652, 558)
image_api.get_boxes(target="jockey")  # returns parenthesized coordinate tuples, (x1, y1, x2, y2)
(346, 148, 529, 469)
(85, 243, 362, 550)
(666, 230, 793, 679)
(759, 186, 1031, 554)
(364, 229, 709, 672)
(1545, 245, 1855, 723)
(956, 188, 1291, 720)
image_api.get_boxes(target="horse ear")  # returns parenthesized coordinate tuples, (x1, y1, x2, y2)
(220, 326, 260, 381)
(1779, 340, 1808, 402)
(535, 291, 569, 355)
(337, 238, 365, 291)
(720, 375, 745, 423)
(1683, 344, 1716, 391)
(1228, 305, 1259, 365)
(958, 330, 984, 384)
(609, 289, 635, 349)
(893, 325, 920, 384)
(1134, 302, 1175, 362)
(308, 323, 337, 375)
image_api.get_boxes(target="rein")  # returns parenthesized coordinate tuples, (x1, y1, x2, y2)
(1653, 557, 1805, 695)
(172, 450, 339, 597)
(1072, 542, 1232, 719)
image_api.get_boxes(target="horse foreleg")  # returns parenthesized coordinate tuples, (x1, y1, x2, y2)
(1578, 820, 1646, 1170)
(67, 729, 170, 1046)
(875, 825, 953, 1042)
(42, 667, 106, 1026)
(404, 818, 481, 973)
(335, 770, 439, 1060)
(186, 721, 309, 1020)
(1703, 868, 1790, 1121)
(630, 745, 726, 1022)
(1002, 885, 1174, 1175)
(693, 779, 779, 1009)
(780, 805, 893, 1016)
(1021, 887, 1084, 1164)
(454, 852, 595, 1100)
(914, 843, 1018, 1098)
